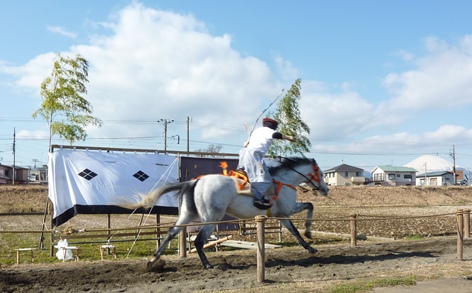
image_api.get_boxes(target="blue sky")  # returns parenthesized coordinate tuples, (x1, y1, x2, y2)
(1, 0, 472, 173)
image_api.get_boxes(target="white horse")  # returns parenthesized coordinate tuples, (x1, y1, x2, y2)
(124, 156, 329, 270)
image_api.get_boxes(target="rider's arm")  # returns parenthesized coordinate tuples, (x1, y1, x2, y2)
(272, 132, 296, 142)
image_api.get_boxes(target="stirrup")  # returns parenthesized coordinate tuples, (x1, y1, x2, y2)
(254, 199, 272, 210)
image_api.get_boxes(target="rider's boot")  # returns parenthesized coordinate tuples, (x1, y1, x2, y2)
(254, 196, 272, 210)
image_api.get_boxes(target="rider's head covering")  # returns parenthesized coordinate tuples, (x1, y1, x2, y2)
(262, 117, 278, 130)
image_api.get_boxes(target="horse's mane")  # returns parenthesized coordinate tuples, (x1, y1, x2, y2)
(268, 156, 314, 176)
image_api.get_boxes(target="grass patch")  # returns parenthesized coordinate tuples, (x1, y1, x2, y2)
(322, 275, 418, 293)
(1, 228, 348, 266)
(0, 231, 181, 265)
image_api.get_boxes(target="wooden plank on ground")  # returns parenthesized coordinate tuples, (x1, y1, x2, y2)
(220, 240, 282, 250)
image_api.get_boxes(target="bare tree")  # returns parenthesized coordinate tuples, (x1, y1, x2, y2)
(195, 144, 223, 157)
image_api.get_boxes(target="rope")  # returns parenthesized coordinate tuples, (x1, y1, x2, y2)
(124, 157, 179, 258)
(28, 210, 458, 234)
(272, 211, 458, 223)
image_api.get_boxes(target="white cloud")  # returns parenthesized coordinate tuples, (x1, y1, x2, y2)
(423, 125, 472, 142)
(300, 86, 380, 138)
(383, 35, 472, 111)
(47, 26, 78, 38)
(13, 53, 56, 89)
(4, 2, 472, 162)
(274, 54, 299, 83)
(9, 3, 283, 148)
(16, 129, 49, 140)
(0, 52, 56, 98)
(312, 124, 472, 156)
(81, 3, 281, 142)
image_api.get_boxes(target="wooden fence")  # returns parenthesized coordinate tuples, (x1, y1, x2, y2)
(1, 209, 470, 283)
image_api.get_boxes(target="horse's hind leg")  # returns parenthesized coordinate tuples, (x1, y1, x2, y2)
(279, 218, 317, 254)
(193, 224, 217, 269)
(147, 213, 196, 271)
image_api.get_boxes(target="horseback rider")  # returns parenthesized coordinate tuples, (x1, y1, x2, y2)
(238, 117, 296, 209)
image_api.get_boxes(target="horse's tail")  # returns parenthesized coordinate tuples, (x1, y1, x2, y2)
(118, 180, 198, 210)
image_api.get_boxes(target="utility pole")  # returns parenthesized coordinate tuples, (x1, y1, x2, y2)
(450, 144, 456, 185)
(424, 162, 427, 186)
(158, 119, 174, 153)
(12, 128, 16, 185)
(186, 116, 191, 154)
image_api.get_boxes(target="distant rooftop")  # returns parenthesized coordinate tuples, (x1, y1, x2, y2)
(325, 163, 364, 172)
(416, 170, 454, 177)
(374, 165, 417, 172)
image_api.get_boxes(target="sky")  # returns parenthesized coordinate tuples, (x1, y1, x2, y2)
(1, 0, 472, 173)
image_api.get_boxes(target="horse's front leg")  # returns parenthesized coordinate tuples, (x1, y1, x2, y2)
(279, 218, 317, 254)
(290, 202, 314, 239)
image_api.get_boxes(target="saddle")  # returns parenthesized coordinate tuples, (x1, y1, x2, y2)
(220, 163, 275, 197)
(228, 169, 253, 196)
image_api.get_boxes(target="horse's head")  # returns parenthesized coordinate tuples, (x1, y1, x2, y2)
(307, 159, 329, 196)
(269, 157, 329, 196)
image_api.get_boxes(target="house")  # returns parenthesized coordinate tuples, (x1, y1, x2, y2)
(415, 171, 455, 186)
(371, 165, 417, 186)
(324, 164, 365, 186)
(0, 164, 30, 184)
(404, 154, 469, 185)
(0, 167, 9, 184)
(29, 165, 48, 184)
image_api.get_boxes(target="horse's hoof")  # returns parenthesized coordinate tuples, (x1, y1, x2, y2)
(146, 258, 166, 272)
(203, 262, 218, 269)
(308, 247, 318, 254)
(305, 232, 313, 239)
(214, 264, 228, 271)
(207, 263, 227, 270)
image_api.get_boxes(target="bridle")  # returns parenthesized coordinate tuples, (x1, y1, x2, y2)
(272, 160, 322, 195)
(288, 160, 322, 191)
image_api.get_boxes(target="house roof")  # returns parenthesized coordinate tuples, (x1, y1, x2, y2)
(0, 164, 30, 170)
(416, 171, 454, 177)
(325, 163, 364, 173)
(373, 165, 417, 173)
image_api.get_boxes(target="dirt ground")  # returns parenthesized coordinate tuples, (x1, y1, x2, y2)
(1, 185, 472, 292)
(1, 238, 471, 293)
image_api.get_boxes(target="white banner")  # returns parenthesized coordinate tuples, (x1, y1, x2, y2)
(48, 148, 179, 226)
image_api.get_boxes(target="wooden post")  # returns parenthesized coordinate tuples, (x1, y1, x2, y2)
(256, 215, 267, 283)
(50, 201, 55, 257)
(156, 214, 161, 248)
(179, 227, 187, 258)
(177, 182, 187, 258)
(350, 214, 357, 247)
(278, 221, 283, 243)
(107, 214, 111, 240)
(456, 209, 464, 261)
(39, 199, 49, 250)
(464, 209, 470, 239)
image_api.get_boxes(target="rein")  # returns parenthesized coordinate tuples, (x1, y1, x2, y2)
(272, 179, 296, 195)
(271, 161, 322, 200)
(285, 162, 322, 191)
